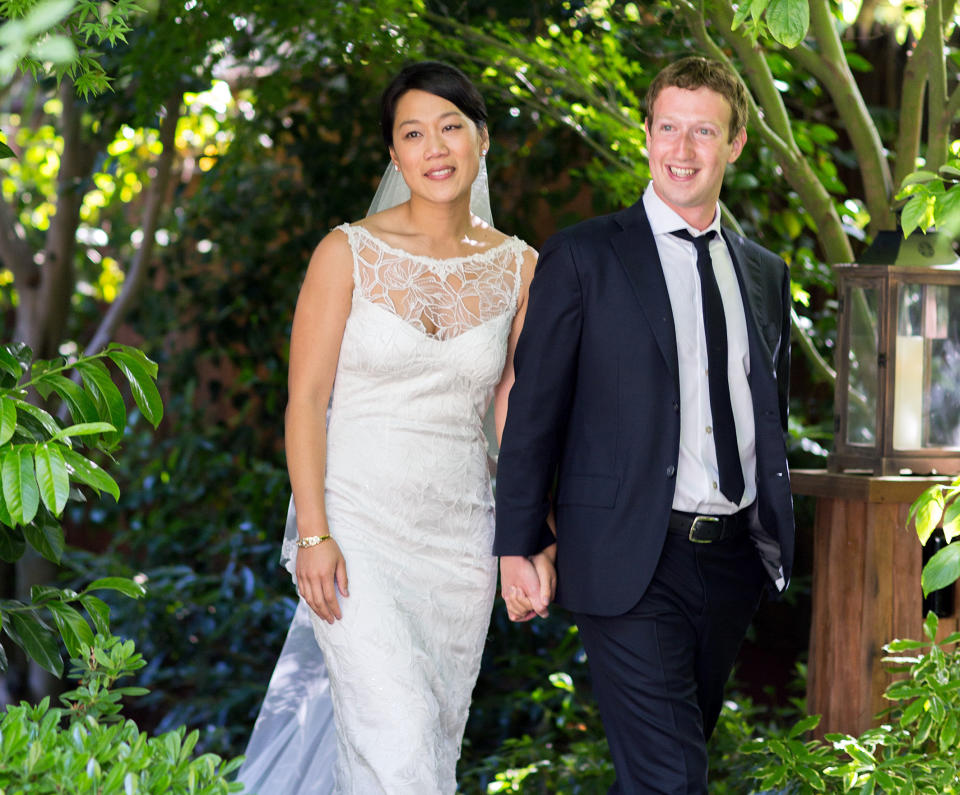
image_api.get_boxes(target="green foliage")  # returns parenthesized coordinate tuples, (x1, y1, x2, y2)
(740, 614, 960, 793)
(0, 0, 76, 81)
(459, 620, 614, 793)
(732, 0, 811, 48)
(896, 162, 960, 238)
(0, 633, 243, 793)
(0, 341, 160, 676)
(909, 476, 960, 597)
(0, 0, 147, 97)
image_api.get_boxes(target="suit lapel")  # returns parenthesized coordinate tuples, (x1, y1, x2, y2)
(723, 229, 779, 367)
(609, 202, 678, 381)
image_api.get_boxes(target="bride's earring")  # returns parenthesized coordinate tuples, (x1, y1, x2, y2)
(393, 162, 400, 172)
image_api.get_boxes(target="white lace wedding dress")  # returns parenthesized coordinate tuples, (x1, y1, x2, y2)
(238, 223, 529, 794)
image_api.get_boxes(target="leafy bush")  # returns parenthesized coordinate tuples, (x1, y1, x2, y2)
(460, 619, 613, 793)
(0, 342, 161, 677)
(740, 613, 960, 794)
(0, 633, 243, 794)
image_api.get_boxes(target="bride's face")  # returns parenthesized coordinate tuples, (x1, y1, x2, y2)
(389, 89, 488, 206)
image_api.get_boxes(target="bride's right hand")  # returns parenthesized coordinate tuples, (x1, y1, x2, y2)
(296, 539, 349, 623)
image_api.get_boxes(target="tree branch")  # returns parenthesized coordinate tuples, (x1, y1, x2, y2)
(892, 38, 928, 190)
(924, 0, 950, 174)
(421, 10, 644, 131)
(675, 2, 795, 159)
(791, 306, 836, 383)
(807, 0, 895, 232)
(32, 80, 97, 357)
(83, 93, 182, 357)
(0, 199, 34, 284)
(679, 0, 852, 264)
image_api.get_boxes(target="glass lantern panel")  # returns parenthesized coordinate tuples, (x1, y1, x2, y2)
(846, 285, 879, 446)
(911, 283, 960, 448)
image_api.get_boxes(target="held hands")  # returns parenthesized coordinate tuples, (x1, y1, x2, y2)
(500, 544, 557, 622)
(296, 537, 349, 623)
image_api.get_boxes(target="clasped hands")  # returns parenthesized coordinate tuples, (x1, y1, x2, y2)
(500, 543, 557, 622)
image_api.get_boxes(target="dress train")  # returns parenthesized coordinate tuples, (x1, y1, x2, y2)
(236, 597, 337, 794)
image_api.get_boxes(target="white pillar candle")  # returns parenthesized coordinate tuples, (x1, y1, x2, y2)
(893, 334, 925, 449)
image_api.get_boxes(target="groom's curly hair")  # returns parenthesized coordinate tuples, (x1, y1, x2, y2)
(380, 61, 487, 148)
(645, 56, 749, 142)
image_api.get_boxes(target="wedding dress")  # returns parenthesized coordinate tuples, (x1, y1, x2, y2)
(238, 217, 529, 794)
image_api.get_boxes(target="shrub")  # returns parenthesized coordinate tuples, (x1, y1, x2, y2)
(740, 613, 960, 793)
(0, 633, 243, 794)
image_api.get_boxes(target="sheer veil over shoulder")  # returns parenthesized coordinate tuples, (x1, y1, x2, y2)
(236, 160, 494, 795)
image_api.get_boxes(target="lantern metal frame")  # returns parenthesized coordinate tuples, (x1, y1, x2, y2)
(829, 262, 960, 475)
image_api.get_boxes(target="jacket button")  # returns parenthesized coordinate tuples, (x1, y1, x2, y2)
(672, 401, 680, 412)
(666, 465, 676, 477)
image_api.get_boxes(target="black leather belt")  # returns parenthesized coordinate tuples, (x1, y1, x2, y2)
(668, 508, 750, 544)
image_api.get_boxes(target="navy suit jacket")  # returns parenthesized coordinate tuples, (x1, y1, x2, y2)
(493, 199, 795, 616)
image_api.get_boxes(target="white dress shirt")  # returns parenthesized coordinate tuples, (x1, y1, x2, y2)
(642, 183, 757, 515)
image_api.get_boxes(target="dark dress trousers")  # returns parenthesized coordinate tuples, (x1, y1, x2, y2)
(494, 199, 795, 793)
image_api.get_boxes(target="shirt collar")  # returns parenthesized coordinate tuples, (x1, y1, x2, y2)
(642, 182, 721, 238)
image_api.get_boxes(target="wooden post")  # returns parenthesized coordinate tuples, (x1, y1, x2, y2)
(792, 469, 958, 737)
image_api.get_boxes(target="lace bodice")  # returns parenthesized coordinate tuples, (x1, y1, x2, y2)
(338, 224, 526, 341)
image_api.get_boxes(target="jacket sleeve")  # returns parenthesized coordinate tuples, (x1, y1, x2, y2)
(493, 232, 583, 556)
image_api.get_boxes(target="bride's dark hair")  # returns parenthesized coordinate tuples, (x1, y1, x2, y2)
(380, 61, 487, 148)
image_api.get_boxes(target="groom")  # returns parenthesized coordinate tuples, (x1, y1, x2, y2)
(495, 56, 795, 793)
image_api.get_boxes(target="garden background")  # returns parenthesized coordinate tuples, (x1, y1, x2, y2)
(3, 0, 960, 791)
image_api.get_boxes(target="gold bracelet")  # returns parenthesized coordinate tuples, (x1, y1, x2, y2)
(296, 535, 331, 548)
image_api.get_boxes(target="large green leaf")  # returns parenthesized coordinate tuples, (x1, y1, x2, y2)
(108, 349, 163, 427)
(86, 576, 147, 599)
(899, 170, 940, 189)
(765, 0, 809, 47)
(60, 447, 120, 501)
(45, 601, 94, 657)
(0, 142, 13, 160)
(911, 485, 945, 546)
(30, 584, 67, 603)
(943, 497, 960, 543)
(49, 421, 117, 443)
(901, 192, 934, 238)
(75, 359, 125, 447)
(0, 345, 25, 384)
(921, 542, 960, 597)
(0, 525, 25, 562)
(10, 399, 60, 440)
(78, 593, 111, 634)
(22, 512, 65, 565)
(0, 490, 14, 529)
(106, 343, 159, 378)
(3, 609, 62, 677)
(1, 447, 39, 525)
(0, 398, 16, 446)
(34, 444, 69, 515)
(0, 634, 7, 672)
(35, 373, 99, 425)
(934, 183, 960, 236)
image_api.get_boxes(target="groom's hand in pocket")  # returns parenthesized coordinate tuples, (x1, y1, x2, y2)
(297, 539, 349, 623)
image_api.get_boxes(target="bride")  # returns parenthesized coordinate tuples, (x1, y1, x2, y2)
(236, 61, 551, 793)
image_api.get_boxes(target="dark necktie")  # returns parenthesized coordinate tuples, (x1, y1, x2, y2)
(671, 229, 744, 505)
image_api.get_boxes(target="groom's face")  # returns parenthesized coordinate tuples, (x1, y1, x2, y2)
(645, 85, 746, 230)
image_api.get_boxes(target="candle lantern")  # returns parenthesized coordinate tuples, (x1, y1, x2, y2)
(829, 231, 960, 475)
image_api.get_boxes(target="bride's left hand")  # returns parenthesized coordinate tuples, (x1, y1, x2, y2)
(297, 538, 349, 623)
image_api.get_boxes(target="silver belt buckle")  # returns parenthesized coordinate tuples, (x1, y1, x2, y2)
(689, 515, 720, 543)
